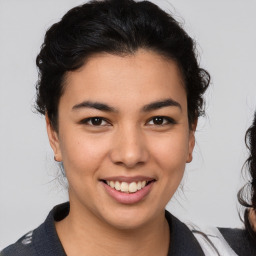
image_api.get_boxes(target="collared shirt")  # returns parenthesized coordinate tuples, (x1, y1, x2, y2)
(1, 202, 255, 256)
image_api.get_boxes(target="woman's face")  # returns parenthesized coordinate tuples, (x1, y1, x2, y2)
(47, 49, 195, 230)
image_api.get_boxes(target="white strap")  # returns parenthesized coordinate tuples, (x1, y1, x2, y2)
(186, 224, 238, 256)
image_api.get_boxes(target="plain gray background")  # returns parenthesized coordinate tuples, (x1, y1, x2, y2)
(1, 0, 256, 249)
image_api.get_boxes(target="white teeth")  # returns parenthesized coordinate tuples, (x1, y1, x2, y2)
(120, 182, 129, 192)
(128, 182, 137, 193)
(114, 181, 121, 191)
(109, 181, 115, 188)
(106, 180, 150, 193)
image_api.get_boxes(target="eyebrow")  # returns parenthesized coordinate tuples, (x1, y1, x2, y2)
(142, 98, 182, 112)
(72, 98, 181, 113)
(72, 101, 117, 112)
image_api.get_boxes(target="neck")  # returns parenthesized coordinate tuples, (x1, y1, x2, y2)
(55, 201, 170, 256)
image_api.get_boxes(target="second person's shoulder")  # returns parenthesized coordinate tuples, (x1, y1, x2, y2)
(219, 227, 256, 256)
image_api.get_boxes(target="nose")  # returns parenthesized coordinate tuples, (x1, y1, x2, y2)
(109, 125, 149, 169)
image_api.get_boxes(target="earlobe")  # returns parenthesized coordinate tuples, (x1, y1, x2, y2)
(45, 115, 62, 162)
(186, 131, 195, 163)
(186, 120, 197, 163)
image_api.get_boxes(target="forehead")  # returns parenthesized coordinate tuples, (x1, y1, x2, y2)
(62, 50, 187, 110)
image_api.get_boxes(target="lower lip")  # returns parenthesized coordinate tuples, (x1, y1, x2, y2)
(102, 182, 154, 204)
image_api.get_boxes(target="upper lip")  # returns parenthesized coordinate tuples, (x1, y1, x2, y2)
(100, 176, 156, 183)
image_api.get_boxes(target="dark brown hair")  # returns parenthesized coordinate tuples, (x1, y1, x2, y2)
(35, 0, 210, 130)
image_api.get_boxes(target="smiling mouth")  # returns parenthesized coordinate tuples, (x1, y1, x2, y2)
(101, 180, 155, 193)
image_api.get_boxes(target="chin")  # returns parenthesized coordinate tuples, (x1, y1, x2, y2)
(100, 206, 160, 231)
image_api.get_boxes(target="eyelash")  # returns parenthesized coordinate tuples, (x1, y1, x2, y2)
(146, 116, 177, 126)
(79, 117, 110, 126)
(80, 116, 176, 127)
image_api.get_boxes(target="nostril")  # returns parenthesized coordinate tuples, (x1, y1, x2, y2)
(109, 141, 149, 168)
(112, 160, 145, 169)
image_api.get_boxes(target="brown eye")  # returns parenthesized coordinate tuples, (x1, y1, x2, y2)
(90, 117, 103, 126)
(152, 117, 164, 125)
(80, 117, 110, 126)
(147, 116, 176, 126)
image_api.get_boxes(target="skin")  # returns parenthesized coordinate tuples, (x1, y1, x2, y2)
(249, 208, 256, 232)
(46, 49, 196, 256)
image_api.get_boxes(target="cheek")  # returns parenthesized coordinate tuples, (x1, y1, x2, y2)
(147, 132, 190, 207)
(149, 131, 190, 171)
(59, 133, 110, 177)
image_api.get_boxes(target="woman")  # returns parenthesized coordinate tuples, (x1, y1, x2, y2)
(214, 113, 256, 255)
(1, 0, 252, 255)
(237, 112, 256, 248)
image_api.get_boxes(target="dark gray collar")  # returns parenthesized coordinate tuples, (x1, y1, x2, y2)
(33, 204, 68, 255)
(165, 211, 204, 255)
(33, 202, 204, 256)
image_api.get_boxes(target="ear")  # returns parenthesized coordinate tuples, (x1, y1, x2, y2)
(45, 114, 62, 162)
(186, 119, 197, 163)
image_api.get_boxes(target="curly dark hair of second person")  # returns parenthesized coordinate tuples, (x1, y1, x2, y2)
(238, 112, 256, 241)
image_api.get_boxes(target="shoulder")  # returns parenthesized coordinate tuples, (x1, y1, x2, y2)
(1, 230, 37, 256)
(1, 203, 69, 256)
(219, 227, 256, 256)
(165, 211, 205, 256)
